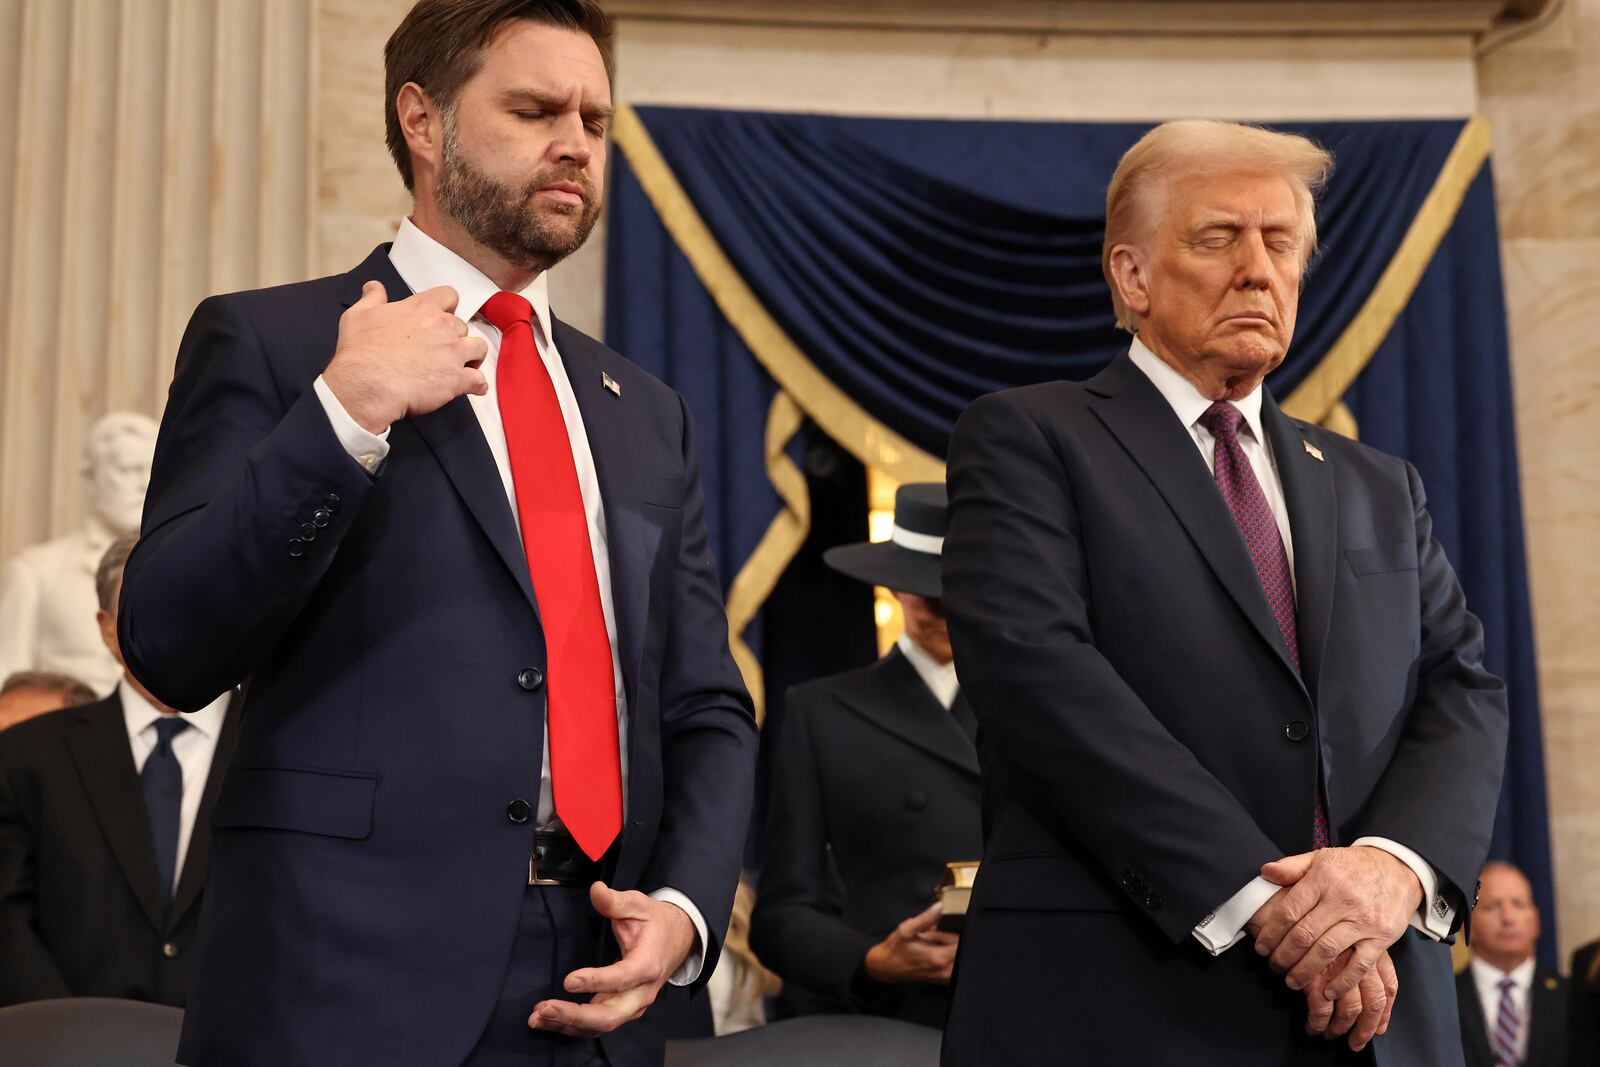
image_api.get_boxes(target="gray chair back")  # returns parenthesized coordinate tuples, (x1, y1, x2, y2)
(666, 1015, 942, 1067)
(0, 998, 182, 1067)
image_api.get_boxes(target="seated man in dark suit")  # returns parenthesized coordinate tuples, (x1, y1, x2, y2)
(0, 533, 240, 1006)
(751, 484, 982, 1029)
(1457, 862, 1567, 1066)
(0, 670, 96, 731)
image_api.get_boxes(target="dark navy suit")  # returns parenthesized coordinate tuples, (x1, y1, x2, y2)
(118, 246, 758, 1067)
(940, 354, 1508, 1065)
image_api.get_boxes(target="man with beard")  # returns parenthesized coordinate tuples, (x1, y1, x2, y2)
(115, 3, 758, 1065)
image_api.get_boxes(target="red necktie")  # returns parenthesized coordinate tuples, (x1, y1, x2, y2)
(482, 291, 621, 861)
(1199, 402, 1329, 850)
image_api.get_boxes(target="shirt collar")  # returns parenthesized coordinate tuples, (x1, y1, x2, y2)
(897, 632, 959, 708)
(118, 682, 228, 741)
(1127, 336, 1267, 445)
(388, 217, 554, 345)
(1471, 954, 1537, 995)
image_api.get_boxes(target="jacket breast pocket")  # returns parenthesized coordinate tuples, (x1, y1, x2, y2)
(1345, 540, 1418, 577)
(211, 766, 377, 840)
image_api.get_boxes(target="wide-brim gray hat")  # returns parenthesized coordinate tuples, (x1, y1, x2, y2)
(822, 482, 946, 600)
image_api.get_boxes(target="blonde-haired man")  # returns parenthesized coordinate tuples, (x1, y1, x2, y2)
(941, 120, 1506, 1065)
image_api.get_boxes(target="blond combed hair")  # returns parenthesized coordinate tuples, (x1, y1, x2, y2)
(1101, 120, 1334, 331)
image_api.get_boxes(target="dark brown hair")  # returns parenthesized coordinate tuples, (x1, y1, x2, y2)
(384, 0, 614, 191)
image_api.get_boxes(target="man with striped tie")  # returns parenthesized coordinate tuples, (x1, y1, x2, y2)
(940, 120, 1508, 1065)
(1457, 862, 1568, 1067)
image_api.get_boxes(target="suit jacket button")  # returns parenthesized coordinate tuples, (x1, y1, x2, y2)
(161, 942, 179, 958)
(312, 508, 332, 528)
(287, 538, 306, 558)
(517, 668, 544, 691)
(904, 790, 929, 811)
(1284, 720, 1309, 742)
(323, 492, 341, 513)
(506, 799, 532, 824)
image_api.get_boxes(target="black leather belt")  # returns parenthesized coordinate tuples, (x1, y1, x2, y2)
(528, 831, 600, 887)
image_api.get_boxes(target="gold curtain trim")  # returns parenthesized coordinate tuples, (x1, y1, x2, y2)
(1282, 116, 1491, 425)
(723, 391, 811, 725)
(611, 102, 948, 485)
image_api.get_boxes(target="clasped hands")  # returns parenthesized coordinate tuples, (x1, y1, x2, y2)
(1245, 845, 1423, 1052)
(528, 882, 697, 1039)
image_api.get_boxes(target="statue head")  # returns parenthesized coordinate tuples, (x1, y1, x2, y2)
(83, 412, 158, 535)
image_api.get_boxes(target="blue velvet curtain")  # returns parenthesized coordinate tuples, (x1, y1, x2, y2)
(606, 109, 1555, 962)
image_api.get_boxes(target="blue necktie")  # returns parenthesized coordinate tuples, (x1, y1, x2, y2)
(141, 717, 189, 902)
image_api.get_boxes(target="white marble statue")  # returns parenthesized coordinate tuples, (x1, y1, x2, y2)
(0, 412, 158, 696)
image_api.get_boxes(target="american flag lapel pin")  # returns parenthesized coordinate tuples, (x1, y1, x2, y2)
(1302, 439, 1325, 462)
(602, 371, 621, 397)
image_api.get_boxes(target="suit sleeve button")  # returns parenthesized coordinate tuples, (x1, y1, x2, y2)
(517, 668, 544, 691)
(298, 522, 317, 541)
(312, 508, 332, 528)
(323, 492, 341, 513)
(287, 538, 306, 558)
(1144, 893, 1162, 910)
(1284, 720, 1309, 742)
(506, 800, 532, 824)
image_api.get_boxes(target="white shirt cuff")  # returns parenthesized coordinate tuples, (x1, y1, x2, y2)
(650, 887, 708, 986)
(1352, 836, 1453, 939)
(1193, 875, 1281, 956)
(313, 374, 390, 473)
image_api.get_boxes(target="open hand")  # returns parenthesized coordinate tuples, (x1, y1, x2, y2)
(528, 882, 697, 1038)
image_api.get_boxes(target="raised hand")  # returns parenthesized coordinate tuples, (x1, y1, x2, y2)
(527, 882, 697, 1039)
(862, 902, 960, 985)
(322, 282, 489, 434)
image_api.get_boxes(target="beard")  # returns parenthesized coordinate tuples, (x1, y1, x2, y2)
(436, 119, 602, 273)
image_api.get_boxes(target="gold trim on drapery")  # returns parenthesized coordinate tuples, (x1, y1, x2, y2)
(612, 104, 1488, 715)
(721, 391, 810, 724)
(1282, 116, 1491, 427)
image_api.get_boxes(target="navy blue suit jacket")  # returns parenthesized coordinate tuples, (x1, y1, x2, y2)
(118, 246, 758, 1067)
(940, 354, 1507, 1066)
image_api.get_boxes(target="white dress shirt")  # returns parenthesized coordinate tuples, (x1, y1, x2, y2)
(120, 683, 229, 885)
(1470, 955, 1535, 1063)
(897, 632, 959, 710)
(1123, 340, 1453, 955)
(312, 218, 706, 984)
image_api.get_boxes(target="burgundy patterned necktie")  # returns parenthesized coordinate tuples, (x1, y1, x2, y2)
(1198, 402, 1329, 849)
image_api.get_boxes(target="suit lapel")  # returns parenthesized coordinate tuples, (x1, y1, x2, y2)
(1457, 973, 1493, 1065)
(168, 692, 244, 929)
(64, 695, 166, 934)
(340, 249, 541, 621)
(1526, 967, 1561, 1066)
(835, 650, 980, 779)
(554, 318, 652, 709)
(1261, 395, 1337, 708)
(1086, 354, 1302, 688)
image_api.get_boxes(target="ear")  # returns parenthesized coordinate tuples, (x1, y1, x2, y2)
(96, 608, 125, 666)
(1109, 244, 1151, 322)
(397, 82, 442, 183)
